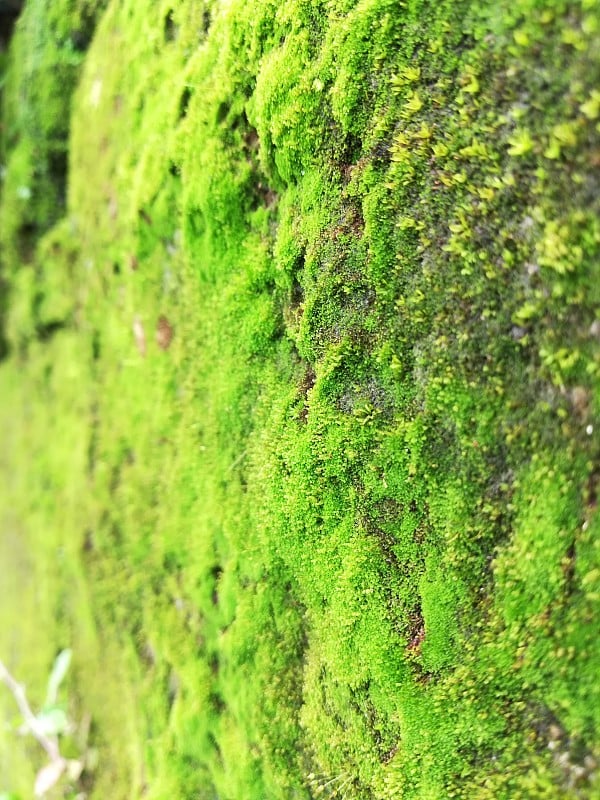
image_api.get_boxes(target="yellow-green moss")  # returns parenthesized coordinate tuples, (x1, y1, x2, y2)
(1, 0, 600, 798)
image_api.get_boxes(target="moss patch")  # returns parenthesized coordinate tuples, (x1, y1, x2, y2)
(1, 0, 600, 798)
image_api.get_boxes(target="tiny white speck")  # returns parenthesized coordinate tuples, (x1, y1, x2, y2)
(582, 520, 589, 531)
(90, 79, 103, 108)
(586, 424, 594, 435)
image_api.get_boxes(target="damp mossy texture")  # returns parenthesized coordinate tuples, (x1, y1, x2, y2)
(1, 0, 600, 797)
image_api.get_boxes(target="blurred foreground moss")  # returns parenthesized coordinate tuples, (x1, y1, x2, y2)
(1, 0, 599, 798)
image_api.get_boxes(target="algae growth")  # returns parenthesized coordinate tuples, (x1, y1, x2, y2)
(1, 0, 600, 798)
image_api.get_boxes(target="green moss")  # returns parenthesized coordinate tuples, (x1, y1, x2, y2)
(1, 0, 600, 798)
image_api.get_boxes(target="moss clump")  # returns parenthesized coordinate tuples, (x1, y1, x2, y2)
(1, 0, 599, 798)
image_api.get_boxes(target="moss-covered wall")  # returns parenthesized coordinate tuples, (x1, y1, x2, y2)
(1, 1, 599, 798)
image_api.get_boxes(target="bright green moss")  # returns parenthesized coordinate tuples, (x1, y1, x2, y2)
(1, 0, 600, 798)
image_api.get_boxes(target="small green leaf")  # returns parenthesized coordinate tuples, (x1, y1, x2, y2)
(45, 649, 71, 706)
(513, 29, 530, 47)
(582, 568, 600, 587)
(513, 302, 539, 323)
(507, 129, 534, 156)
(391, 66, 421, 92)
(432, 142, 449, 158)
(403, 91, 423, 117)
(463, 74, 480, 94)
(35, 706, 69, 736)
(581, 90, 600, 120)
(551, 122, 577, 146)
